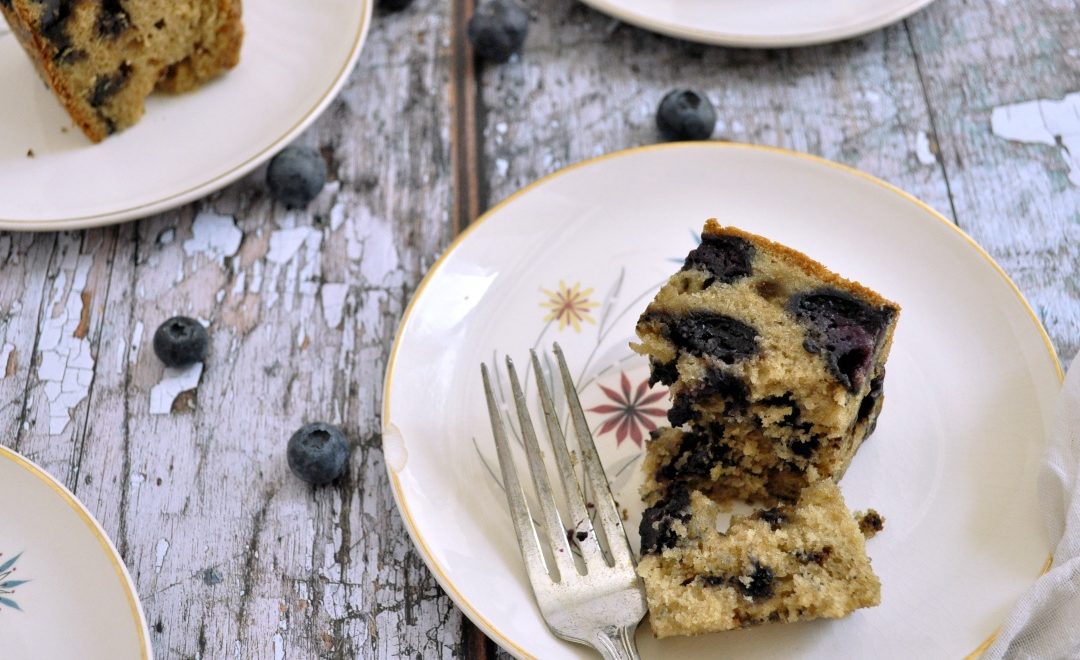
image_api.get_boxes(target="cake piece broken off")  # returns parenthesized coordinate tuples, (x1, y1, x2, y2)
(1, 0, 243, 142)
(634, 220, 900, 504)
(637, 479, 882, 638)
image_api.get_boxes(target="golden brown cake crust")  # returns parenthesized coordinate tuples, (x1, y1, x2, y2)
(701, 219, 900, 314)
(1, 2, 105, 140)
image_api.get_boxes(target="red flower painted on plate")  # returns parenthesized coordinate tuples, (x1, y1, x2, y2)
(588, 372, 667, 448)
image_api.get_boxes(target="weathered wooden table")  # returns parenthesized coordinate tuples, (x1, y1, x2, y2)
(2, 0, 1078, 657)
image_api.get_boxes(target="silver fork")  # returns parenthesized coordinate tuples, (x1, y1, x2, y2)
(481, 343, 647, 659)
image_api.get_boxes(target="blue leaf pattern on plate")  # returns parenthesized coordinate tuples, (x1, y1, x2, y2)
(0, 551, 28, 612)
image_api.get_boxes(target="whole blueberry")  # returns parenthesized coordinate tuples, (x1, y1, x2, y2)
(266, 146, 327, 208)
(153, 316, 208, 367)
(467, 0, 529, 63)
(287, 423, 349, 485)
(656, 89, 716, 141)
(379, 0, 413, 11)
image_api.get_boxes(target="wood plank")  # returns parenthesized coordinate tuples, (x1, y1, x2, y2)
(479, 4, 954, 223)
(1, 0, 467, 656)
(906, 0, 1080, 363)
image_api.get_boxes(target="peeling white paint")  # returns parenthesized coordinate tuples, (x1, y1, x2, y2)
(495, 158, 509, 177)
(267, 227, 320, 264)
(915, 131, 937, 165)
(321, 284, 348, 329)
(149, 363, 203, 415)
(129, 321, 144, 365)
(115, 338, 126, 374)
(232, 270, 246, 297)
(273, 633, 285, 660)
(330, 201, 348, 232)
(991, 92, 1080, 186)
(296, 326, 307, 348)
(183, 212, 243, 261)
(250, 261, 264, 293)
(38, 256, 95, 435)
(155, 538, 170, 573)
(216, 289, 226, 303)
(0, 343, 13, 377)
(159, 228, 175, 245)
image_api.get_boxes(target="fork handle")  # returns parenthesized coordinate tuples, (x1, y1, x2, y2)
(589, 625, 641, 660)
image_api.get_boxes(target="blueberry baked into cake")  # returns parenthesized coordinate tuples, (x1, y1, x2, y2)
(633, 220, 900, 504)
(0, 0, 243, 142)
(637, 480, 882, 637)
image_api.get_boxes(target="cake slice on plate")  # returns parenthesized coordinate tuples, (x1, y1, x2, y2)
(0, 0, 243, 142)
(633, 220, 900, 503)
(637, 479, 882, 638)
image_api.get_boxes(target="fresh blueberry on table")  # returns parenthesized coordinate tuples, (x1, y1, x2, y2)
(656, 89, 716, 142)
(152, 316, 208, 367)
(467, 0, 529, 63)
(378, 0, 414, 11)
(287, 423, 350, 486)
(266, 145, 328, 208)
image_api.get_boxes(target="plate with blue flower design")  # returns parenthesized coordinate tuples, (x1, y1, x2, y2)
(382, 142, 1062, 658)
(0, 445, 152, 660)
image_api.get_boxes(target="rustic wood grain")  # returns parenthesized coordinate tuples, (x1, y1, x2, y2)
(1, 0, 1078, 658)
(906, 0, 1080, 362)
(1, 0, 469, 656)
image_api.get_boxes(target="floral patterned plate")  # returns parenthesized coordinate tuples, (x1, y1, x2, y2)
(382, 143, 1062, 659)
(0, 445, 152, 659)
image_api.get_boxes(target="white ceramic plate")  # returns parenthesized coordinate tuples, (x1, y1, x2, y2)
(0, 0, 371, 230)
(0, 446, 152, 660)
(383, 143, 1063, 659)
(578, 0, 938, 47)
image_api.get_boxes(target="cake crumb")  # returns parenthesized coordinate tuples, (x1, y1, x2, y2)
(856, 509, 884, 538)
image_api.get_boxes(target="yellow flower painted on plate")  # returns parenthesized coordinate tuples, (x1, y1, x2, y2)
(540, 281, 600, 332)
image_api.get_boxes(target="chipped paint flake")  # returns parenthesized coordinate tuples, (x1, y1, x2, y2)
(149, 363, 204, 415)
(155, 538, 170, 573)
(183, 212, 243, 261)
(38, 256, 95, 435)
(915, 131, 937, 165)
(330, 202, 347, 232)
(129, 321, 144, 365)
(273, 633, 285, 660)
(0, 344, 13, 378)
(992, 92, 1080, 186)
(267, 227, 320, 264)
(321, 284, 348, 329)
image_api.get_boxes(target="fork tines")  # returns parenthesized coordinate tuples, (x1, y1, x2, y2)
(481, 343, 635, 586)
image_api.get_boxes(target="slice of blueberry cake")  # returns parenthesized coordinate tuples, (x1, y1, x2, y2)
(637, 479, 882, 638)
(0, 0, 243, 142)
(633, 220, 900, 503)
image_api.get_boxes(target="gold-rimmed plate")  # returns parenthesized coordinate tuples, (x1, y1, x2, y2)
(0, 445, 152, 659)
(383, 143, 1062, 658)
(577, 0, 939, 48)
(0, 0, 371, 230)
